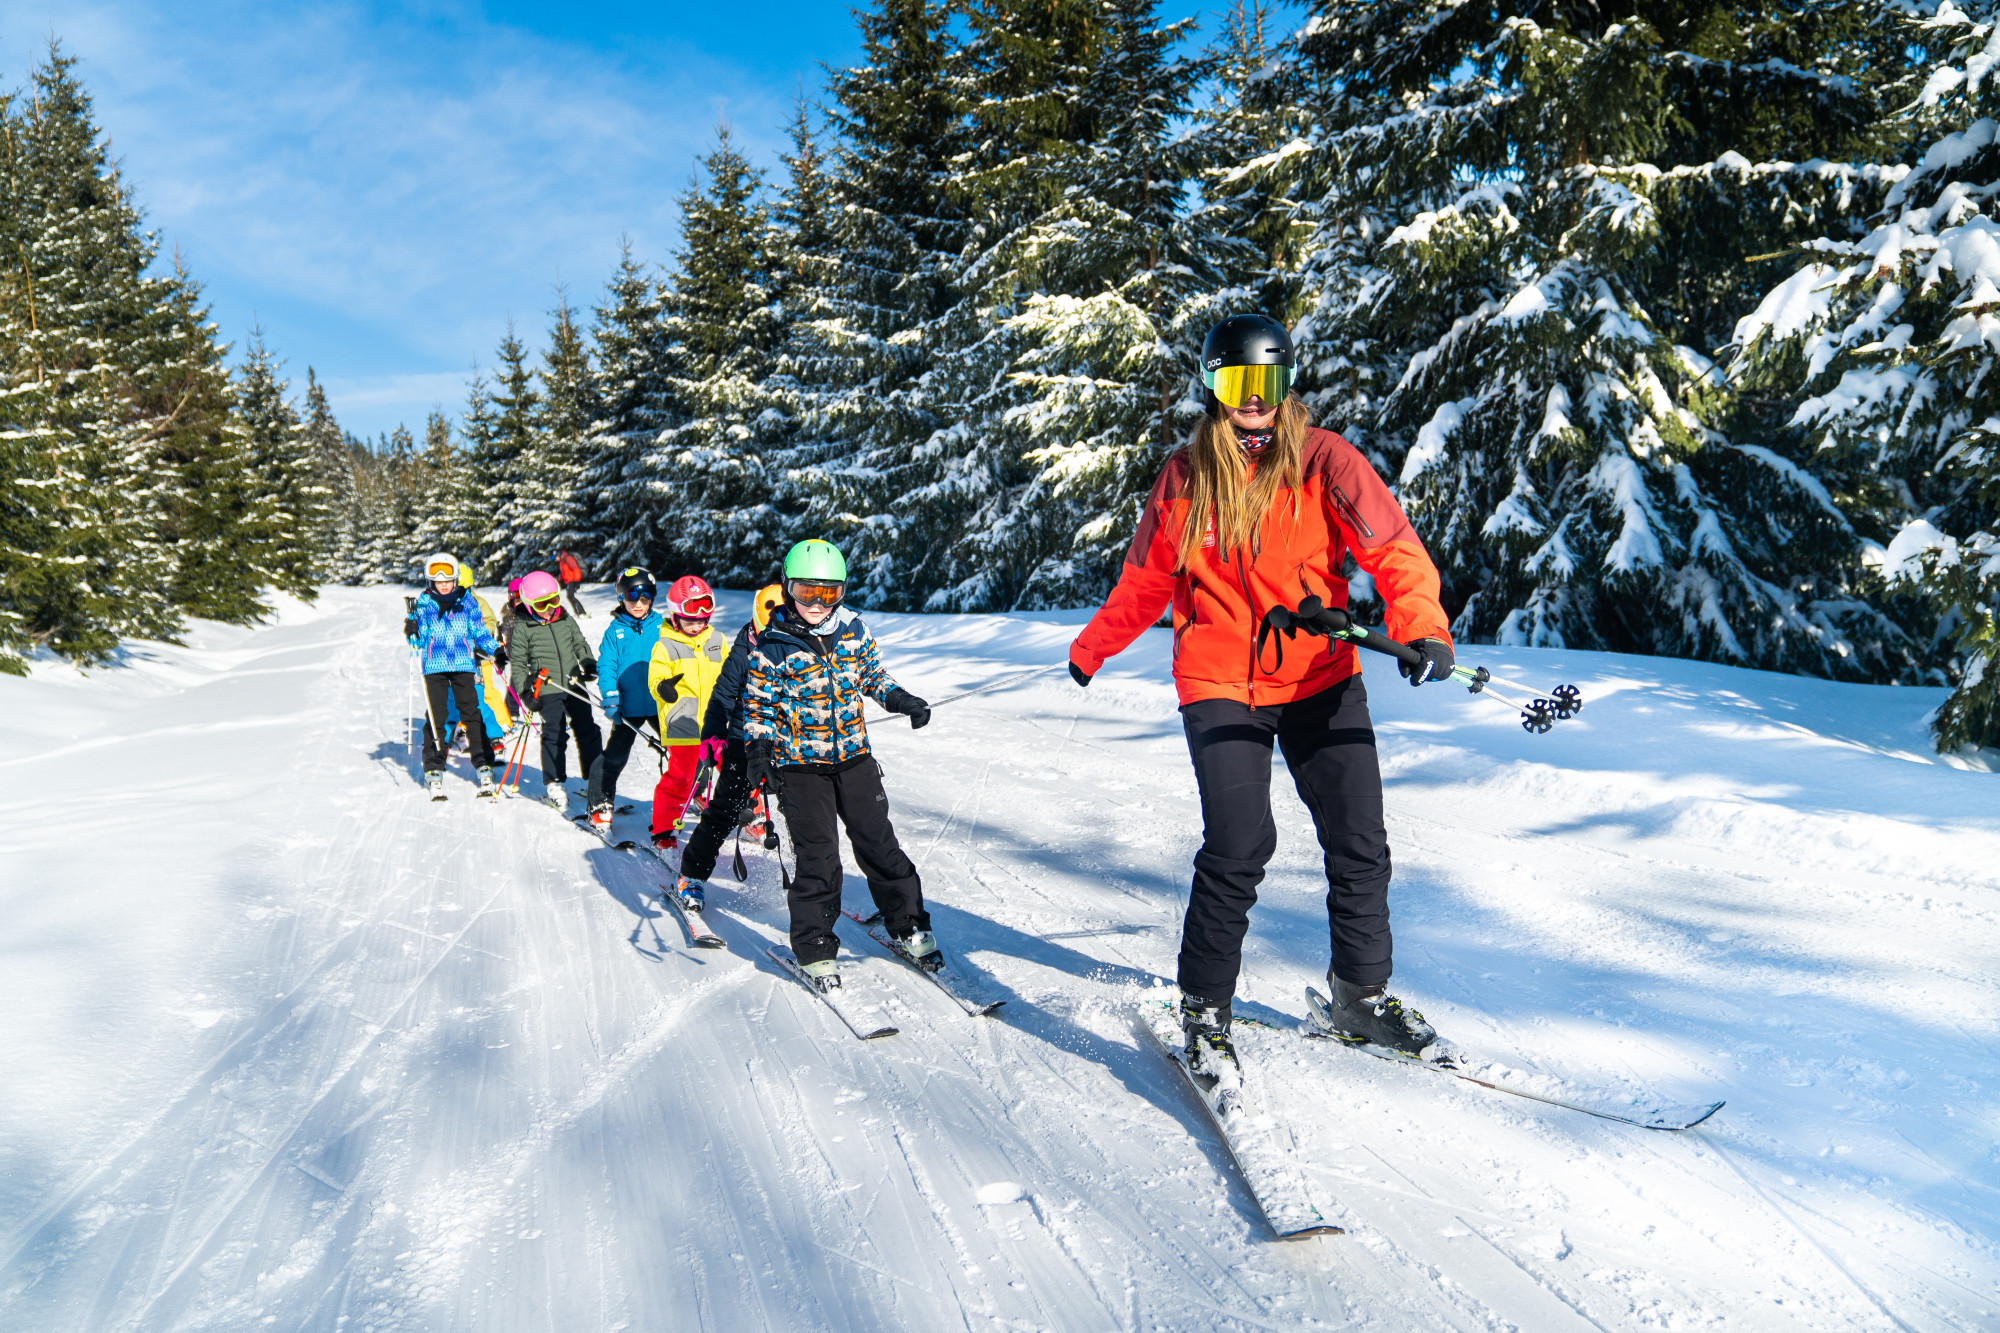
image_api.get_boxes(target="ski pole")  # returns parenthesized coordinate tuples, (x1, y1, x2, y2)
(862, 661, 1069, 724)
(544, 675, 674, 758)
(1262, 597, 1584, 735)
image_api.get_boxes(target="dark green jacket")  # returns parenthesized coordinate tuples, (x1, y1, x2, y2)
(509, 609, 596, 703)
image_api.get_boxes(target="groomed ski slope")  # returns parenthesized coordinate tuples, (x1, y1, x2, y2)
(1, 583, 1996, 1332)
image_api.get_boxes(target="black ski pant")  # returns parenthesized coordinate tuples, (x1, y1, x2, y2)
(422, 671, 492, 774)
(586, 714, 658, 806)
(775, 756, 929, 966)
(535, 691, 603, 787)
(680, 738, 756, 884)
(1178, 673, 1392, 1004)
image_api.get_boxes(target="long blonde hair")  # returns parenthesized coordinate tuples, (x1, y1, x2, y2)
(1175, 394, 1314, 571)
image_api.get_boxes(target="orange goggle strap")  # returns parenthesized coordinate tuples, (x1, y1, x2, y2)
(1204, 362, 1293, 408)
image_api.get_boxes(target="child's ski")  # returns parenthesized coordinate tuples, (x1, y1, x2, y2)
(766, 946, 898, 1040)
(1302, 987, 1723, 1130)
(570, 814, 636, 851)
(659, 881, 725, 949)
(841, 909, 1003, 1016)
(1140, 1003, 1343, 1239)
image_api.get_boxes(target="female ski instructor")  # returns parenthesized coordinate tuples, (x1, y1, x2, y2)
(1066, 314, 1457, 1072)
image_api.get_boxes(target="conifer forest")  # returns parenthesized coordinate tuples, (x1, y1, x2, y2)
(5, 0, 2000, 751)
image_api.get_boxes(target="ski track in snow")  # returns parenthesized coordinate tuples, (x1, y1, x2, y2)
(1, 585, 1996, 1330)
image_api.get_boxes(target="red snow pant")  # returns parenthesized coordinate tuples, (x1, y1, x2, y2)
(650, 744, 702, 837)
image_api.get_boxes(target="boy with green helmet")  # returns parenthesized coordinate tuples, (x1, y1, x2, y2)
(744, 539, 936, 991)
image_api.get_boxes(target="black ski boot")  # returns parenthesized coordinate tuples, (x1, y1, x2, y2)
(1325, 975, 1436, 1056)
(1179, 993, 1239, 1079)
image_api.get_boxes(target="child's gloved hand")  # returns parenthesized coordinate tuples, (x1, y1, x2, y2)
(698, 735, 727, 765)
(655, 673, 685, 703)
(747, 739, 783, 795)
(884, 688, 931, 729)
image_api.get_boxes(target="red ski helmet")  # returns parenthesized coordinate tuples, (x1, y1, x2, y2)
(666, 574, 714, 622)
(519, 570, 563, 621)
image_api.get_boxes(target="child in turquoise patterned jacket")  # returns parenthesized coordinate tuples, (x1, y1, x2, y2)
(743, 541, 932, 990)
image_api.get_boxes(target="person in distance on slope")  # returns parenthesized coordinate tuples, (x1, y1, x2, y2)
(405, 552, 500, 798)
(1067, 314, 1457, 1068)
(508, 570, 603, 811)
(676, 583, 786, 903)
(742, 541, 933, 990)
(584, 566, 665, 832)
(555, 548, 590, 619)
(644, 575, 727, 858)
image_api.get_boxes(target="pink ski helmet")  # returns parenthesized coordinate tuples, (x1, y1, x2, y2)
(665, 574, 715, 622)
(519, 570, 563, 621)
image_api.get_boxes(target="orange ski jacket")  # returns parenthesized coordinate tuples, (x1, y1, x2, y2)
(1070, 427, 1453, 708)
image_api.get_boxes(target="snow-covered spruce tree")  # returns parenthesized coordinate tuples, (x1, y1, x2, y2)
(636, 124, 790, 585)
(145, 264, 281, 623)
(301, 369, 360, 579)
(487, 294, 598, 576)
(791, 0, 970, 604)
(236, 333, 329, 600)
(409, 409, 484, 572)
(1282, 0, 1907, 674)
(1734, 0, 2000, 748)
(960, 0, 1223, 609)
(0, 45, 183, 659)
(836, 0, 1113, 611)
(471, 327, 542, 578)
(578, 242, 671, 571)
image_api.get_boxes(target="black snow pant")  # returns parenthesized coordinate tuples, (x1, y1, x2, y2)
(586, 714, 657, 807)
(775, 755, 929, 966)
(535, 691, 603, 787)
(679, 738, 756, 884)
(422, 672, 492, 774)
(1178, 672, 1392, 1004)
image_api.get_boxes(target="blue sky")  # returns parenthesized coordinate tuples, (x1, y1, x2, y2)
(1, 1, 1248, 441)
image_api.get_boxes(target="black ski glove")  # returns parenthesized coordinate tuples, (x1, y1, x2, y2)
(493, 647, 509, 672)
(747, 739, 783, 796)
(883, 688, 931, 729)
(580, 659, 598, 683)
(1068, 660, 1092, 687)
(1399, 638, 1455, 686)
(655, 673, 685, 704)
(403, 617, 419, 641)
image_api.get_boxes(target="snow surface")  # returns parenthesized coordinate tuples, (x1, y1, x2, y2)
(2, 584, 1997, 1331)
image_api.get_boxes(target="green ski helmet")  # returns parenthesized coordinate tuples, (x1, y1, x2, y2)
(783, 539, 848, 583)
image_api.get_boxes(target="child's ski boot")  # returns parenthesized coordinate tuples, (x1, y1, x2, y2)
(426, 771, 446, 801)
(892, 928, 944, 974)
(801, 959, 840, 992)
(588, 800, 613, 833)
(543, 783, 568, 812)
(674, 877, 706, 913)
(475, 767, 497, 798)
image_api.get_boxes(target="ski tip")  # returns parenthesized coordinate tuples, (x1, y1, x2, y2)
(860, 1026, 899, 1039)
(1657, 1101, 1726, 1130)
(1274, 1221, 1346, 1239)
(969, 1001, 1006, 1017)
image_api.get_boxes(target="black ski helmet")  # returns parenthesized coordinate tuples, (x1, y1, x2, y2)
(1202, 313, 1294, 372)
(614, 565, 657, 602)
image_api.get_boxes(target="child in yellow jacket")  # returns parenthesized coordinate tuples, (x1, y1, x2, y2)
(645, 574, 726, 847)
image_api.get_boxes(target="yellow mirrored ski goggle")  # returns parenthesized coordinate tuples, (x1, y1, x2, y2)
(1204, 363, 1293, 408)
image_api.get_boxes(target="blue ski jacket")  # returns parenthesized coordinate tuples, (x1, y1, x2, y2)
(597, 606, 664, 718)
(411, 587, 498, 674)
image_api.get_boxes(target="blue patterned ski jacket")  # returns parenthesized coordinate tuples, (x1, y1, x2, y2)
(742, 607, 899, 768)
(411, 587, 498, 674)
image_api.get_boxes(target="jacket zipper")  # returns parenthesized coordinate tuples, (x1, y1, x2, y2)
(1231, 542, 1258, 704)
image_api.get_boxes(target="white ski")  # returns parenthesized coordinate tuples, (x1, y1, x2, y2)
(842, 910, 1003, 1016)
(1140, 1004, 1344, 1240)
(767, 945, 898, 1040)
(1303, 987, 1723, 1131)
